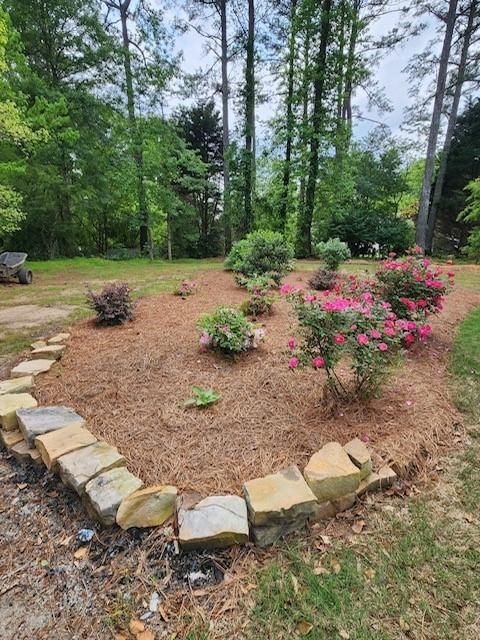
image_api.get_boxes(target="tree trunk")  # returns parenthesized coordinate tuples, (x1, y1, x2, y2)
(167, 211, 172, 261)
(243, 0, 255, 235)
(279, 0, 298, 232)
(297, 26, 311, 231)
(219, 0, 232, 253)
(416, 0, 459, 250)
(342, 0, 360, 133)
(426, 0, 477, 252)
(118, 0, 150, 254)
(296, 0, 332, 258)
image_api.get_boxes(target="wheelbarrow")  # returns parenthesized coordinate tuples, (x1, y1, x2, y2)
(0, 252, 33, 284)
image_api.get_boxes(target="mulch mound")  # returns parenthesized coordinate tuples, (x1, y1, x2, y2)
(34, 270, 480, 495)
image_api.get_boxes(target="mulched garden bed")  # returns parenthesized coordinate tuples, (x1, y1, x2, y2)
(34, 269, 480, 495)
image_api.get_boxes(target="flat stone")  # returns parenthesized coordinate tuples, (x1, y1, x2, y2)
(47, 333, 71, 345)
(0, 429, 24, 449)
(84, 467, 144, 526)
(30, 344, 65, 360)
(343, 438, 372, 480)
(11, 359, 55, 378)
(117, 485, 177, 530)
(17, 406, 85, 448)
(10, 440, 42, 465)
(378, 465, 397, 488)
(244, 465, 318, 547)
(31, 340, 47, 350)
(356, 466, 397, 496)
(0, 376, 34, 395)
(313, 493, 357, 521)
(178, 494, 249, 550)
(0, 393, 38, 431)
(58, 441, 126, 495)
(35, 425, 97, 471)
(304, 442, 361, 502)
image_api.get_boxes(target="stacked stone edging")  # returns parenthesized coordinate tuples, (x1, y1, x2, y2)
(0, 332, 398, 550)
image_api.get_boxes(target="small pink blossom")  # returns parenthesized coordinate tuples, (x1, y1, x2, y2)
(287, 337, 297, 350)
(312, 356, 325, 369)
(378, 342, 388, 352)
(288, 357, 299, 369)
(357, 333, 369, 346)
(447, 270, 455, 278)
(304, 294, 316, 303)
(404, 333, 416, 346)
(334, 333, 346, 345)
(384, 326, 396, 337)
(369, 329, 381, 339)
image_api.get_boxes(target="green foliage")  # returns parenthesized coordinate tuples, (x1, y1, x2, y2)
(240, 279, 276, 317)
(183, 385, 220, 408)
(316, 237, 350, 271)
(197, 306, 265, 355)
(225, 230, 294, 284)
(458, 178, 480, 260)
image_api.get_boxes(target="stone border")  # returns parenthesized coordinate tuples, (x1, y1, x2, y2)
(0, 333, 398, 550)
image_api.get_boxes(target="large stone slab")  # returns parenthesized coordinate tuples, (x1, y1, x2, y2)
(304, 442, 361, 502)
(244, 465, 318, 546)
(0, 393, 38, 431)
(117, 485, 177, 530)
(177, 494, 249, 550)
(0, 376, 34, 395)
(47, 332, 71, 345)
(17, 406, 85, 448)
(58, 441, 126, 495)
(30, 344, 65, 360)
(35, 425, 97, 471)
(84, 467, 144, 526)
(10, 440, 42, 465)
(343, 438, 372, 480)
(0, 429, 24, 449)
(11, 359, 55, 378)
(31, 340, 47, 350)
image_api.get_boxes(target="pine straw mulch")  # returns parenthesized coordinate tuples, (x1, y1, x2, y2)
(33, 269, 480, 494)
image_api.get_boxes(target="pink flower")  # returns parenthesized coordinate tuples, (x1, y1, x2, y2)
(199, 331, 211, 346)
(357, 333, 369, 346)
(280, 283, 294, 294)
(312, 356, 325, 369)
(287, 337, 296, 350)
(334, 333, 346, 345)
(418, 324, 432, 340)
(447, 271, 455, 278)
(384, 327, 396, 337)
(303, 294, 316, 303)
(404, 333, 416, 346)
(406, 321, 417, 331)
(369, 329, 381, 339)
(378, 342, 388, 352)
(417, 299, 427, 308)
(288, 357, 299, 369)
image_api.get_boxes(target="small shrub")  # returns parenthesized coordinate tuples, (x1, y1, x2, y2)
(308, 268, 338, 291)
(174, 280, 197, 298)
(316, 237, 351, 271)
(241, 288, 275, 317)
(197, 306, 265, 355)
(86, 282, 134, 326)
(234, 273, 275, 290)
(225, 230, 294, 284)
(183, 386, 220, 408)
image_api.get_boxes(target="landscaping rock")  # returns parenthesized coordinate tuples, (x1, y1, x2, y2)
(84, 467, 144, 526)
(31, 340, 47, 350)
(378, 465, 397, 488)
(244, 465, 318, 547)
(117, 485, 177, 530)
(304, 442, 361, 502)
(0, 376, 34, 395)
(58, 441, 126, 494)
(343, 438, 372, 480)
(35, 425, 97, 471)
(11, 359, 55, 378)
(17, 406, 85, 448)
(313, 493, 357, 521)
(0, 429, 24, 449)
(47, 332, 71, 345)
(30, 344, 65, 360)
(0, 393, 38, 431)
(177, 494, 249, 550)
(10, 440, 42, 465)
(356, 466, 397, 496)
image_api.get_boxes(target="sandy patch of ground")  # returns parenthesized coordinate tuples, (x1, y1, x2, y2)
(0, 305, 76, 330)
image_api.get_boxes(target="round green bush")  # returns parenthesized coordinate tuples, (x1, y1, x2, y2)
(316, 238, 351, 271)
(225, 230, 294, 284)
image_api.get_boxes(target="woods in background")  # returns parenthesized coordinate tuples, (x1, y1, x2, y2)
(0, 0, 479, 260)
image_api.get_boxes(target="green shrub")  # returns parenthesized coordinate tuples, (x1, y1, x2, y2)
(225, 230, 294, 284)
(316, 238, 351, 271)
(197, 306, 266, 355)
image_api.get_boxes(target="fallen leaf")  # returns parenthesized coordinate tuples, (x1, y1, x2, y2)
(331, 559, 341, 575)
(464, 513, 474, 523)
(114, 634, 128, 640)
(320, 534, 331, 545)
(339, 631, 350, 639)
(128, 619, 145, 635)
(291, 574, 299, 594)
(59, 535, 73, 547)
(399, 617, 410, 631)
(295, 620, 313, 636)
(17, 483, 27, 490)
(364, 567, 376, 581)
(73, 547, 88, 560)
(313, 563, 329, 576)
(137, 631, 155, 640)
(351, 520, 365, 534)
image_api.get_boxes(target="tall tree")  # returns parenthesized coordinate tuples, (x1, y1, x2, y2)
(243, 0, 256, 235)
(219, 0, 232, 252)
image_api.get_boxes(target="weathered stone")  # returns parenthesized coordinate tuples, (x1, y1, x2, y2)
(84, 467, 143, 526)
(17, 406, 85, 448)
(11, 359, 55, 378)
(0, 429, 24, 449)
(343, 438, 372, 480)
(58, 441, 126, 495)
(0, 393, 38, 431)
(35, 425, 97, 471)
(378, 465, 397, 488)
(244, 466, 318, 547)
(304, 442, 361, 502)
(356, 466, 397, 496)
(30, 344, 65, 360)
(117, 485, 177, 530)
(31, 340, 47, 350)
(47, 332, 71, 345)
(332, 492, 356, 512)
(0, 376, 34, 395)
(178, 494, 249, 550)
(313, 493, 357, 522)
(10, 440, 42, 465)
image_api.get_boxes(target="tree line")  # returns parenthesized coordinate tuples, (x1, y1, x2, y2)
(0, 0, 479, 260)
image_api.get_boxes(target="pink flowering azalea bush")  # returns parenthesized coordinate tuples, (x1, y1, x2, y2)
(240, 277, 276, 317)
(174, 280, 197, 298)
(197, 306, 265, 355)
